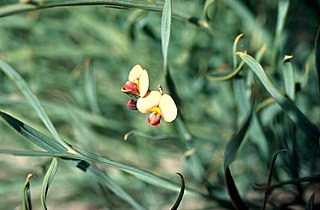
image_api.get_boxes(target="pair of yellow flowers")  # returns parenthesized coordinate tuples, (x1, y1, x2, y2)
(121, 65, 177, 127)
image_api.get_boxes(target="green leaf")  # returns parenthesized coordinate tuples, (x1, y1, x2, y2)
(170, 173, 185, 210)
(161, 0, 172, 69)
(0, 112, 204, 198)
(315, 26, 320, 93)
(22, 173, 35, 210)
(225, 167, 248, 210)
(84, 59, 101, 114)
(0, 59, 70, 151)
(84, 165, 146, 210)
(224, 110, 252, 169)
(0, 111, 66, 152)
(272, 0, 290, 65)
(282, 55, 295, 100)
(305, 193, 315, 210)
(203, 0, 217, 20)
(41, 158, 59, 210)
(237, 53, 320, 142)
(262, 149, 288, 210)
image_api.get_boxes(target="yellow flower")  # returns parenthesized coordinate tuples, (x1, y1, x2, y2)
(137, 90, 177, 127)
(121, 65, 149, 97)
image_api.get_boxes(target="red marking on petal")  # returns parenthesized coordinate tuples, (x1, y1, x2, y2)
(147, 112, 161, 127)
(121, 81, 139, 95)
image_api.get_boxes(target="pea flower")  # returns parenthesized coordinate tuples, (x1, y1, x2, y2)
(136, 88, 177, 127)
(121, 64, 149, 97)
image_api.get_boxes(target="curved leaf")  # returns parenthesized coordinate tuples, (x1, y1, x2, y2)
(224, 110, 252, 169)
(225, 167, 248, 210)
(305, 193, 315, 210)
(315, 26, 320, 93)
(170, 173, 185, 210)
(0, 59, 70, 151)
(237, 53, 320, 142)
(22, 173, 35, 210)
(41, 158, 59, 210)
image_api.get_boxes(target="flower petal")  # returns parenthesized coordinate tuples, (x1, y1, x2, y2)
(159, 94, 177, 122)
(138, 70, 149, 97)
(146, 112, 161, 127)
(137, 91, 161, 113)
(128, 65, 144, 82)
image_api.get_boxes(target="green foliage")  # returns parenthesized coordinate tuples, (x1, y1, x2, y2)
(0, 0, 319, 209)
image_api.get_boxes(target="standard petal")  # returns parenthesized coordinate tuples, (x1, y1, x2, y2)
(138, 70, 149, 97)
(159, 94, 177, 122)
(128, 65, 144, 82)
(137, 91, 161, 113)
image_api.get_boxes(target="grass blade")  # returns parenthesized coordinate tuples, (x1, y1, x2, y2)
(315, 26, 320, 93)
(41, 158, 59, 210)
(170, 173, 185, 210)
(224, 110, 252, 169)
(0, 112, 204, 198)
(282, 55, 295, 100)
(0, 59, 71, 151)
(0, 111, 66, 152)
(203, 0, 217, 20)
(225, 167, 248, 210)
(161, 0, 172, 70)
(237, 53, 320, 142)
(22, 173, 35, 210)
(84, 59, 101, 114)
(305, 193, 315, 210)
(272, 0, 290, 65)
(262, 149, 288, 210)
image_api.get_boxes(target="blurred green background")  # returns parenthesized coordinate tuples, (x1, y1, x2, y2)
(0, 0, 319, 209)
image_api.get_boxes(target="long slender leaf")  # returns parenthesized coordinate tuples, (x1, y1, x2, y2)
(0, 59, 70, 151)
(225, 167, 248, 210)
(305, 193, 315, 210)
(262, 149, 288, 210)
(272, 0, 290, 65)
(0, 112, 205, 198)
(84, 59, 101, 114)
(22, 173, 35, 210)
(161, 0, 172, 70)
(41, 158, 59, 210)
(315, 26, 320, 93)
(237, 53, 320, 142)
(282, 55, 295, 100)
(170, 173, 185, 210)
(224, 110, 252, 169)
(0, 111, 66, 152)
(0, 0, 187, 20)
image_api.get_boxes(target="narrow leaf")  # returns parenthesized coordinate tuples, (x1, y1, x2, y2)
(161, 0, 172, 69)
(225, 167, 248, 210)
(305, 193, 315, 210)
(22, 173, 35, 210)
(282, 55, 295, 100)
(170, 173, 185, 210)
(0, 59, 70, 150)
(41, 158, 59, 210)
(262, 149, 288, 210)
(0, 111, 66, 152)
(237, 53, 320, 142)
(224, 110, 252, 169)
(203, 0, 217, 20)
(315, 26, 320, 93)
(84, 59, 100, 114)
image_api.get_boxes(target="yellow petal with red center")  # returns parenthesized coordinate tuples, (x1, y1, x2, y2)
(138, 70, 149, 97)
(137, 91, 161, 113)
(159, 94, 177, 122)
(128, 65, 144, 82)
